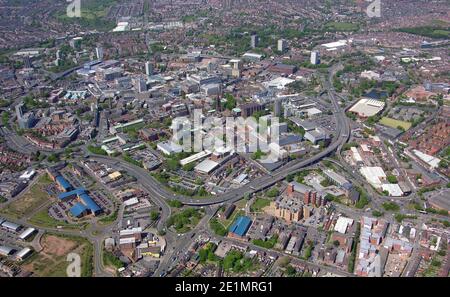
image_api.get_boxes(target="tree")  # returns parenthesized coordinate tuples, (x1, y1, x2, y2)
(285, 265, 296, 276)
(223, 93, 237, 110)
(150, 211, 159, 221)
(266, 188, 280, 198)
(382, 202, 400, 212)
(47, 153, 59, 163)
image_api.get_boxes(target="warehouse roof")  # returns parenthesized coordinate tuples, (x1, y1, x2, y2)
(195, 159, 219, 174)
(55, 175, 72, 191)
(229, 216, 252, 237)
(70, 203, 88, 217)
(349, 99, 385, 118)
(0, 245, 14, 256)
(1, 221, 21, 231)
(58, 188, 86, 200)
(382, 184, 404, 197)
(19, 227, 36, 240)
(79, 193, 101, 214)
(15, 247, 32, 260)
(334, 217, 354, 234)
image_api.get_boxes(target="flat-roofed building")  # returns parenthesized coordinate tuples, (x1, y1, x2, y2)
(180, 150, 211, 166)
(349, 99, 385, 118)
(195, 159, 220, 175)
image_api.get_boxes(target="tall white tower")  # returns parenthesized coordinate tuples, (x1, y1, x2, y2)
(311, 51, 320, 65)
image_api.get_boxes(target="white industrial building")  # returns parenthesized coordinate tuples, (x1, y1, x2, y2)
(195, 159, 220, 174)
(334, 217, 354, 234)
(381, 184, 404, 197)
(242, 52, 263, 62)
(0, 245, 14, 256)
(349, 99, 385, 118)
(180, 150, 212, 166)
(18, 227, 36, 240)
(15, 247, 32, 261)
(1, 221, 21, 232)
(157, 141, 183, 156)
(304, 128, 328, 144)
(359, 166, 386, 188)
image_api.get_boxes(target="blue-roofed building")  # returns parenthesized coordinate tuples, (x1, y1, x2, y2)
(58, 188, 86, 200)
(57, 187, 102, 217)
(70, 203, 88, 218)
(55, 175, 72, 192)
(229, 216, 252, 238)
(79, 193, 102, 215)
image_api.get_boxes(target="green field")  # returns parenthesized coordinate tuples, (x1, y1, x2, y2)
(380, 117, 412, 130)
(250, 198, 271, 213)
(397, 25, 450, 39)
(1, 174, 52, 219)
(55, 0, 117, 31)
(325, 22, 359, 32)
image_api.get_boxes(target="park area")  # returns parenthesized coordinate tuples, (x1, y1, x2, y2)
(22, 234, 93, 277)
(325, 21, 359, 32)
(380, 117, 412, 131)
(250, 198, 271, 213)
(1, 173, 53, 219)
(166, 207, 205, 233)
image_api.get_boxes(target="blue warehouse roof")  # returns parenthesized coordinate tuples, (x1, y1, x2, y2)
(58, 188, 86, 200)
(229, 216, 252, 237)
(55, 175, 72, 192)
(79, 193, 101, 214)
(58, 187, 102, 216)
(70, 203, 88, 217)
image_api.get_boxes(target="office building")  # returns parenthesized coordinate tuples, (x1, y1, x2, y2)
(15, 103, 24, 119)
(240, 102, 264, 118)
(278, 39, 287, 53)
(230, 59, 243, 78)
(95, 47, 104, 60)
(18, 113, 36, 129)
(274, 99, 282, 117)
(145, 61, 153, 77)
(311, 51, 320, 65)
(251, 34, 259, 48)
(135, 78, 147, 93)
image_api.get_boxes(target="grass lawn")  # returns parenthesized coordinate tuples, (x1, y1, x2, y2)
(219, 209, 245, 229)
(29, 207, 88, 230)
(1, 174, 53, 219)
(250, 198, 271, 213)
(21, 234, 93, 277)
(380, 117, 412, 130)
(325, 22, 359, 31)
